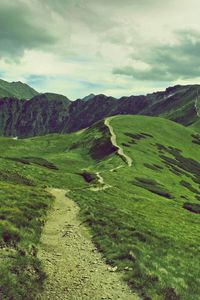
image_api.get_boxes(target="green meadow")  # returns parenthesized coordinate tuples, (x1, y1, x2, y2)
(0, 115, 200, 299)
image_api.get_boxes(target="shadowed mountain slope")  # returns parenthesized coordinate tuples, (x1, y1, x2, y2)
(0, 82, 200, 137)
(0, 93, 71, 137)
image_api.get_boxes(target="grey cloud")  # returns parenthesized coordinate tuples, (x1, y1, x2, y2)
(0, 2, 57, 59)
(44, 0, 116, 32)
(46, 0, 162, 9)
(44, 0, 164, 35)
(113, 30, 200, 81)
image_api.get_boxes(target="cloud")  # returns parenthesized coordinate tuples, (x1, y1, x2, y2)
(113, 29, 200, 81)
(1, 0, 200, 98)
(0, 1, 57, 59)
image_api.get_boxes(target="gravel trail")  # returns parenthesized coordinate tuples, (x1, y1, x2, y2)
(104, 117, 132, 167)
(37, 188, 139, 300)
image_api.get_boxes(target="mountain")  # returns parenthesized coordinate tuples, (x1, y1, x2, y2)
(0, 92, 71, 137)
(0, 115, 200, 299)
(0, 83, 200, 137)
(81, 93, 96, 101)
(35, 92, 71, 104)
(0, 79, 38, 99)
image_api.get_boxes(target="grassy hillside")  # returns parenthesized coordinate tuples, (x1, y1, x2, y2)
(0, 133, 90, 299)
(0, 115, 200, 299)
(69, 116, 200, 300)
(0, 79, 38, 99)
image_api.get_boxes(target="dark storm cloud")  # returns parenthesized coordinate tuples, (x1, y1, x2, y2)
(0, 0, 170, 61)
(1, 0, 200, 98)
(44, 0, 164, 33)
(46, 0, 163, 11)
(44, 0, 117, 32)
(0, 2, 57, 59)
(113, 30, 200, 81)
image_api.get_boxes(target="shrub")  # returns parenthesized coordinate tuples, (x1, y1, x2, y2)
(4, 156, 59, 170)
(183, 203, 200, 214)
(191, 133, 200, 145)
(0, 220, 21, 246)
(78, 171, 97, 183)
(180, 180, 200, 194)
(133, 177, 173, 199)
(144, 163, 163, 171)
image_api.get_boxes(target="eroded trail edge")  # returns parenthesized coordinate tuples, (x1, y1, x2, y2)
(37, 188, 138, 300)
(104, 117, 132, 167)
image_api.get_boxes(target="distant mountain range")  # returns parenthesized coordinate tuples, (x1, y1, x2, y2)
(0, 79, 200, 137)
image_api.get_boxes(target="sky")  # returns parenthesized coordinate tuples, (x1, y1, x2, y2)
(0, 0, 200, 100)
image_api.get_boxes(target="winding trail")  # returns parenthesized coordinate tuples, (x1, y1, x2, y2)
(96, 172, 104, 184)
(90, 172, 111, 191)
(110, 165, 123, 172)
(104, 117, 132, 167)
(37, 189, 138, 300)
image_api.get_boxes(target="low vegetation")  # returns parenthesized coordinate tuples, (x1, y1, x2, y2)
(183, 202, 200, 214)
(78, 171, 98, 183)
(0, 182, 53, 300)
(191, 133, 200, 145)
(4, 156, 59, 170)
(0, 115, 200, 299)
(69, 116, 200, 299)
(132, 177, 173, 199)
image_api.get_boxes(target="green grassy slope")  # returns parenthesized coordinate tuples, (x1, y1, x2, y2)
(0, 86, 13, 98)
(0, 79, 38, 99)
(0, 115, 200, 299)
(0, 132, 91, 299)
(69, 116, 200, 300)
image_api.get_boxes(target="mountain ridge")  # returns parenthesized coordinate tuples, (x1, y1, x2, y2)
(0, 79, 39, 99)
(0, 79, 200, 137)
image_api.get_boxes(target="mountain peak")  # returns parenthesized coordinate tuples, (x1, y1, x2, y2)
(82, 93, 96, 101)
(31, 92, 71, 104)
(0, 79, 38, 99)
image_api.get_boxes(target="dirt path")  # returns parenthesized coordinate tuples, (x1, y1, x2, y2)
(96, 172, 104, 184)
(104, 117, 132, 167)
(37, 189, 139, 300)
(89, 172, 111, 191)
(110, 165, 123, 172)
